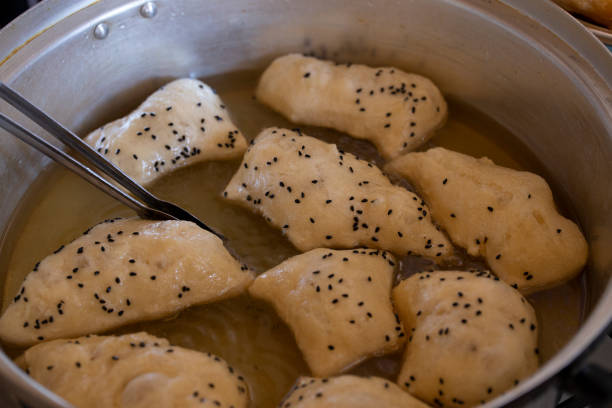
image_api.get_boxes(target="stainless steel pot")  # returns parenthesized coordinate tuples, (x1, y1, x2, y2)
(0, 0, 610, 407)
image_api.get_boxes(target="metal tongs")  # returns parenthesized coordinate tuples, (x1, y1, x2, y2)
(0, 82, 223, 239)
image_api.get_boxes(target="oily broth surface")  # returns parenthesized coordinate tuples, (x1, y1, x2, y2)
(0, 69, 586, 407)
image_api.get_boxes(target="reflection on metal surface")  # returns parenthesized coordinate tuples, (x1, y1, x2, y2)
(92, 22, 109, 39)
(0, 27, 49, 67)
(139, 1, 158, 19)
(0, 1, 101, 65)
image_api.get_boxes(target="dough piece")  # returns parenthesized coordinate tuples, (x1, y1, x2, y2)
(255, 54, 447, 159)
(280, 375, 429, 408)
(553, 0, 612, 27)
(85, 78, 247, 186)
(249, 248, 405, 377)
(0, 219, 254, 346)
(21, 332, 249, 408)
(223, 128, 452, 261)
(386, 147, 588, 293)
(393, 271, 539, 407)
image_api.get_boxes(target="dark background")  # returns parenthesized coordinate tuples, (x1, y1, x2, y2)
(1, 0, 39, 29)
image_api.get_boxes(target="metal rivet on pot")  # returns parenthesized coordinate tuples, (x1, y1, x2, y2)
(140, 2, 158, 18)
(93, 23, 109, 39)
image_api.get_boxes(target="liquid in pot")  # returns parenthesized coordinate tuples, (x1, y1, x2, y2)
(0, 70, 587, 407)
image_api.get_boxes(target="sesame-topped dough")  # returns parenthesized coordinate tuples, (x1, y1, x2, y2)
(249, 248, 405, 377)
(255, 54, 447, 159)
(223, 128, 452, 262)
(85, 78, 247, 186)
(280, 375, 430, 408)
(21, 332, 249, 408)
(386, 147, 588, 293)
(0, 219, 254, 346)
(393, 271, 539, 407)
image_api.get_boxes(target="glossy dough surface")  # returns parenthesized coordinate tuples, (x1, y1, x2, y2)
(256, 54, 447, 159)
(21, 332, 249, 408)
(85, 78, 247, 186)
(386, 147, 588, 293)
(249, 248, 405, 377)
(281, 375, 430, 408)
(393, 271, 539, 407)
(0, 219, 253, 346)
(224, 128, 452, 261)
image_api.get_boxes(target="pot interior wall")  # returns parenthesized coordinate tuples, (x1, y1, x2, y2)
(0, 0, 610, 406)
